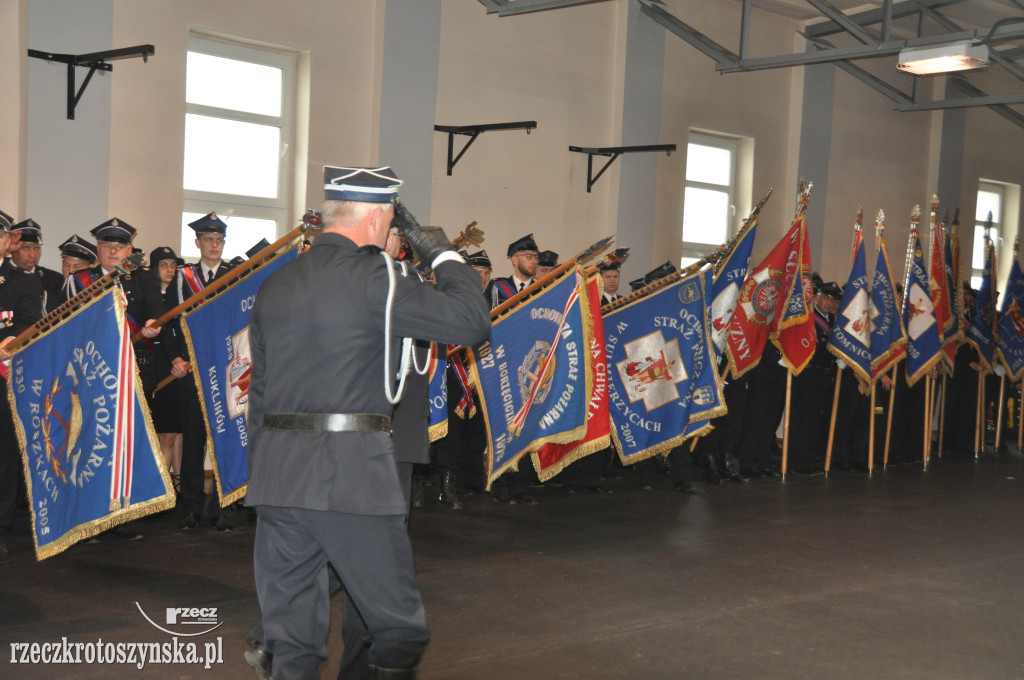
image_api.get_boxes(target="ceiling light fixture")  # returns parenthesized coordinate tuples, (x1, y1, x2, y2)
(897, 40, 989, 75)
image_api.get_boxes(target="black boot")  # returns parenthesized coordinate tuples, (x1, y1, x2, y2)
(704, 451, 723, 484)
(720, 451, 750, 483)
(369, 665, 416, 679)
(438, 470, 463, 510)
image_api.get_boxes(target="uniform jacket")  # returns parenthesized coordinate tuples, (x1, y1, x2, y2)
(0, 259, 44, 341)
(246, 232, 491, 515)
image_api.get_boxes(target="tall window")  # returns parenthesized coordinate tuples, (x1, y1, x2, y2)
(681, 133, 737, 268)
(972, 181, 1003, 290)
(182, 35, 296, 260)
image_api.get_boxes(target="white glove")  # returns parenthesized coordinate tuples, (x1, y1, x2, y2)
(995, 363, 1006, 377)
(836, 359, 847, 371)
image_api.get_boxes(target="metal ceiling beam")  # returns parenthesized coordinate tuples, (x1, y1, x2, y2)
(476, 0, 609, 16)
(921, 77, 1024, 130)
(804, 0, 967, 39)
(635, 0, 738, 65)
(803, 0, 878, 45)
(716, 22, 1024, 72)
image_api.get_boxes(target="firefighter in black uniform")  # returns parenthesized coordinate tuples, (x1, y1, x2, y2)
(246, 166, 490, 680)
(0, 211, 47, 555)
(10, 219, 65, 314)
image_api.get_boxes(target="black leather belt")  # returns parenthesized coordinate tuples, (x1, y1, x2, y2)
(262, 413, 391, 433)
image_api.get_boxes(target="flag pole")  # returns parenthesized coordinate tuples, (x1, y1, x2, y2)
(782, 371, 792, 481)
(1018, 382, 1024, 450)
(884, 366, 897, 467)
(923, 374, 933, 466)
(995, 374, 1006, 451)
(868, 382, 876, 475)
(938, 373, 947, 458)
(975, 368, 984, 458)
(825, 367, 842, 476)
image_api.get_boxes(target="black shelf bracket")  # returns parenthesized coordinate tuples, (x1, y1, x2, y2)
(28, 45, 155, 120)
(434, 121, 536, 175)
(569, 144, 676, 192)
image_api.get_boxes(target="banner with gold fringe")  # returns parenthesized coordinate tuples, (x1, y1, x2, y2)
(181, 247, 299, 507)
(10, 287, 173, 560)
(604, 268, 725, 465)
(468, 268, 593, 489)
(532, 275, 610, 481)
(427, 343, 449, 442)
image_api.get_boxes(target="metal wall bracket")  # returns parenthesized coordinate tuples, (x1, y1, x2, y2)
(569, 144, 676, 192)
(28, 45, 155, 120)
(433, 121, 536, 175)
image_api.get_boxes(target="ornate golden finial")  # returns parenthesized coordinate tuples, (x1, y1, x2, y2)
(875, 209, 885, 236)
(930, 194, 939, 214)
(856, 204, 863, 226)
(1014, 233, 1019, 254)
(911, 204, 921, 224)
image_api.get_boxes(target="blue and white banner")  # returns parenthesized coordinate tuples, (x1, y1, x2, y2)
(428, 344, 448, 442)
(709, 220, 758, 358)
(828, 232, 872, 388)
(870, 237, 907, 379)
(997, 258, 1024, 381)
(965, 237, 996, 373)
(10, 287, 173, 560)
(902, 230, 942, 386)
(181, 248, 299, 506)
(604, 270, 725, 464)
(468, 270, 593, 487)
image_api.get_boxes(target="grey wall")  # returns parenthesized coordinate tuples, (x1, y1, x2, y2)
(615, 0, 665, 281)
(379, 0, 442, 221)
(796, 56, 836, 270)
(27, 0, 112, 267)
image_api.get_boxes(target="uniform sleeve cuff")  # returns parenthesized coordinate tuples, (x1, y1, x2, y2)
(431, 251, 465, 268)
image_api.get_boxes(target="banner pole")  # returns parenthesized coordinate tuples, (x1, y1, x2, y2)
(868, 383, 876, 475)
(1018, 380, 1024, 450)
(938, 373, 947, 458)
(996, 374, 1007, 452)
(974, 370, 984, 459)
(781, 371, 792, 481)
(824, 367, 842, 476)
(884, 366, 897, 467)
(922, 375, 932, 467)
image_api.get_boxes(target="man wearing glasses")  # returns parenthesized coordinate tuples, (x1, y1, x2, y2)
(485, 233, 539, 309)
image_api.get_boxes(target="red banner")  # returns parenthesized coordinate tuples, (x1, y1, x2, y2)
(532, 276, 610, 480)
(773, 214, 816, 375)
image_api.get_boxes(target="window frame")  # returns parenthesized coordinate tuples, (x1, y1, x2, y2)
(182, 34, 297, 256)
(681, 132, 738, 263)
(971, 181, 1004, 290)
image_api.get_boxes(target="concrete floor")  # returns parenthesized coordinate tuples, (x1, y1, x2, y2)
(3, 453, 1024, 679)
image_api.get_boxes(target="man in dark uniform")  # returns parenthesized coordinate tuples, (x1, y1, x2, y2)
(57, 235, 98, 279)
(599, 261, 622, 304)
(536, 249, 558, 279)
(10, 219, 65, 314)
(170, 213, 237, 532)
(0, 211, 46, 555)
(246, 165, 490, 680)
(485, 233, 538, 309)
(64, 218, 164, 541)
(787, 277, 841, 474)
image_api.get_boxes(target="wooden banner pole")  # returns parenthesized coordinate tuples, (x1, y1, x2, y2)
(995, 374, 1007, 452)
(781, 371, 793, 480)
(824, 367, 843, 476)
(884, 366, 897, 467)
(938, 373, 948, 459)
(868, 383, 876, 474)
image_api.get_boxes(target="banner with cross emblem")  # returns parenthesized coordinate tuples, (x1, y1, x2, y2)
(468, 269, 594, 488)
(604, 269, 726, 464)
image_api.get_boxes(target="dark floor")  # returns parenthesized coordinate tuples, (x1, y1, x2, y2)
(3, 452, 1024, 680)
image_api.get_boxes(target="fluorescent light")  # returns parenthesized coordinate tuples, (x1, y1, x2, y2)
(898, 41, 989, 75)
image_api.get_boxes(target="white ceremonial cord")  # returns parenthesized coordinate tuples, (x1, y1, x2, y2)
(382, 252, 430, 403)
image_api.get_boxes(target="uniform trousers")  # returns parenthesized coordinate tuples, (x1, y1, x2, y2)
(179, 379, 222, 518)
(255, 501, 429, 680)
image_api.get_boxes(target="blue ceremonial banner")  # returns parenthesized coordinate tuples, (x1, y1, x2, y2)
(10, 287, 174, 560)
(604, 270, 725, 464)
(902, 230, 942, 386)
(428, 344, 448, 442)
(181, 247, 299, 506)
(997, 258, 1024, 381)
(870, 236, 906, 379)
(709, 219, 758, 358)
(469, 269, 593, 487)
(965, 237, 996, 372)
(828, 233, 872, 388)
